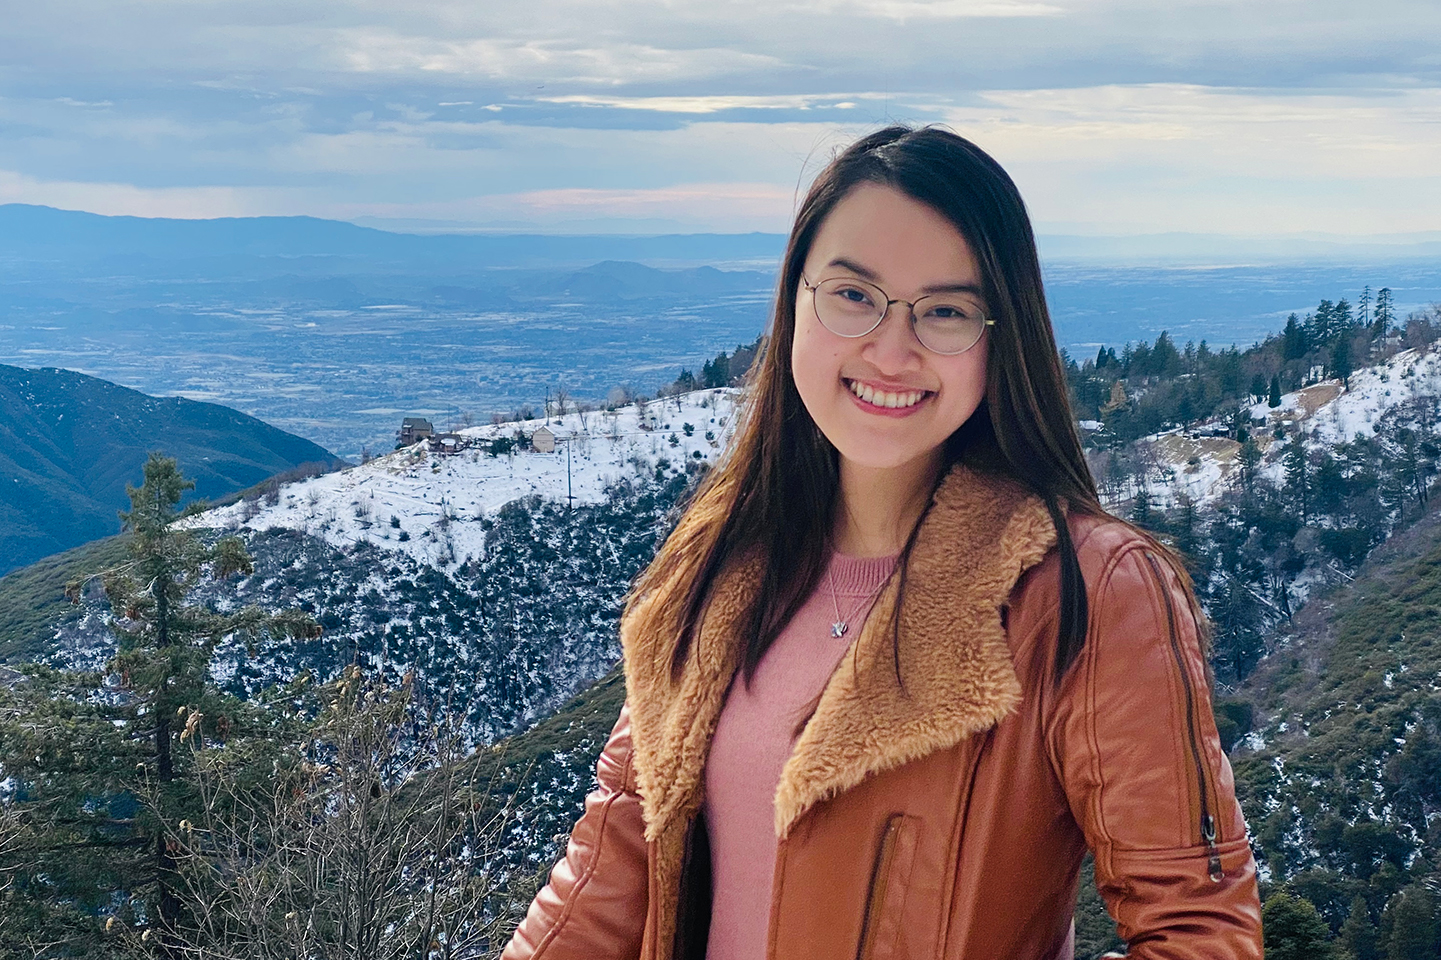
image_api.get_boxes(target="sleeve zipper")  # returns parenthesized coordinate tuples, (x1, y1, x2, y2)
(1144, 550, 1225, 883)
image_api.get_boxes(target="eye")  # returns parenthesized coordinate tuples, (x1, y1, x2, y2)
(832, 285, 873, 305)
(818, 280, 880, 316)
(920, 299, 984, 323)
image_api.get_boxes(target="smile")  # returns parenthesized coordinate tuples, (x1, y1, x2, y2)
(845, 379, 930, 410)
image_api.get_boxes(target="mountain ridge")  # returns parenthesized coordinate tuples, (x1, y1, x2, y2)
(0, 363, 342, 576)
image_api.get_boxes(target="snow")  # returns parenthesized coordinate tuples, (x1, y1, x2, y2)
(186, 389, 742, 570)
(1114, 348, 1441, 510)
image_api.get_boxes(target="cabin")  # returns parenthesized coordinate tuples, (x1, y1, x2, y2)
(428, 433, 468, 455)
(532, 426, 557, 453)
(399, 417, 434, 446)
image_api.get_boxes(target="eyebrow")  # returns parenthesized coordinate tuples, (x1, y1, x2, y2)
(825, 257, 983, 296)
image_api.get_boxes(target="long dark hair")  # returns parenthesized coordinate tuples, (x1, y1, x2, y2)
(629, 125, 1184, 687)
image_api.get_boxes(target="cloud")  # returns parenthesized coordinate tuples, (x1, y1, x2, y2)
(0, 169, 301, 219)
(1, 1, 1438, 234)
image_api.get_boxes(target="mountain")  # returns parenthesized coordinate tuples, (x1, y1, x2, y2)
(0, 364, 341, 576)
(22, 391, 734, 742)
(1222, 485, 1441, 946)
(0, 204, 786, 268)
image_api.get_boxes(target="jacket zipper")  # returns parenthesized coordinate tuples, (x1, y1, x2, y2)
(1144, 551, 1224, 883)
(856, 816, 905, 959)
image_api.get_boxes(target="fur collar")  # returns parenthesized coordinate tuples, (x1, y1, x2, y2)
(619, 463, 1057, 842)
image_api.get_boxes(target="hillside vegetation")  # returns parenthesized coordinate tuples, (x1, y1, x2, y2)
(0, 364, 340, 575)
(1225, 496, 1441, 955)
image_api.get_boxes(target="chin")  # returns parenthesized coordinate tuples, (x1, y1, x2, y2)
(832, 440, 947, 474)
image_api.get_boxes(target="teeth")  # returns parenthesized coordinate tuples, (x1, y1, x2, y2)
(848, 380, 925, 409)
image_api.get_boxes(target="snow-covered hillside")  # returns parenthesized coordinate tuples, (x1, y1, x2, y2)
(1111, 348, 1441, 508)
(191, 389, 740, 569)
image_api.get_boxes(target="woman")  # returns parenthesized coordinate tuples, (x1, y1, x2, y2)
(503, 126, 1263, 960)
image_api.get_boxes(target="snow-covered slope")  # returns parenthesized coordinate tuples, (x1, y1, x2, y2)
(1112, 348, 1441, 508)
(191, 389, 740, 569)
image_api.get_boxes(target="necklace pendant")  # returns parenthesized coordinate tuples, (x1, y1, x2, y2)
(831, 620, 848, 639)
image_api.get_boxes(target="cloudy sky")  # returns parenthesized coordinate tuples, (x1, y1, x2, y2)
(2, 0, 1438, 235)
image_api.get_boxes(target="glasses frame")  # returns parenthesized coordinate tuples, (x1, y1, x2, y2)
(801, 274, 994, 356)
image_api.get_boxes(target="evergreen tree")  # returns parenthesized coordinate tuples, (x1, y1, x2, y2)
(1130, 487, 1156, 531)
(701, 350, 731, 388)
(1285, 435, 1312, 522)
(1383, 885, 1440, 960)
(0, 454, 315, 957)
(1211, 568, 1266, 682)
(1238, 437, 1263, 499)
(1341, 894, 1381, 960)
(1250, 373, 1269, 401)
(1360, 285, 1373, 327)
(1376, 288, 1395, 337)
(1336, 297, 1355, 333)
(1270, 374, 1283, 409)
(1311, 301, 1336, 348)
(1171, 495, 1202, 571)
(1263, 891, 1342, 960)
(1334, 334, 1355, 388)
(1283, 313, 1309, 361)
(1152, 331, 1182, 378)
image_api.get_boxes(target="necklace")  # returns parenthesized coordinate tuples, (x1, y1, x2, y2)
(826, 566, 891, 639)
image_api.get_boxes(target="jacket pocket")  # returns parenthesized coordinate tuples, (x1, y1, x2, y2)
(856, 814, 922, 960)
(1143, 550, 1224, 883)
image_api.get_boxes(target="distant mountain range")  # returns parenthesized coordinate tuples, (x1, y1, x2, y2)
(0, 363, 341, 576)
(0, 203, 787, 269)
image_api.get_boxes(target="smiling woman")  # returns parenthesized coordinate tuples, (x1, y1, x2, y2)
(501, 126, 1263, 960)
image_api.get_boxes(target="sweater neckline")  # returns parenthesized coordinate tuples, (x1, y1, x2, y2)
(826, 550, 900, 598)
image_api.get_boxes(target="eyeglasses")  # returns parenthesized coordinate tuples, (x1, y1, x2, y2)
(802, 274, 993, 356)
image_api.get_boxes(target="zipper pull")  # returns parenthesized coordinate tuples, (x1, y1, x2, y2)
(1202, 815, 1223, 883)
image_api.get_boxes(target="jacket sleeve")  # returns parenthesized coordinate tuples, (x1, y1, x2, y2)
(502, 703, 648, 960)
(1049, 543, 1263, 959)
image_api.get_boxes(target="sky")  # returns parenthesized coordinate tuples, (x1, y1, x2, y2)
(2, 0, 1439, 236)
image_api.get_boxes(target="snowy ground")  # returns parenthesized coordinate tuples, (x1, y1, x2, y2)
(1116, 348, 1441, 509)
(189, 389, 741, 570)
(194, 348, 1441, 563)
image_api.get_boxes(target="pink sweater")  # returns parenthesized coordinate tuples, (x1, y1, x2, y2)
(702, 551, 899, 960)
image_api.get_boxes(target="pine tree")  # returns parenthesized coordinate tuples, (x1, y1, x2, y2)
(1285, 435, 1312, 522)
(1130, 487, 1156, 530)
(1382, 885, 1440, 960)
(1334, 334, 1355, 388)
(1283, 313, 1309, 361)
(0, 454, 316, 956)
(1263, 891, 1342, 960)
(701, 350, 731, 388)
(1376, 288, 1395, 337)
(1238, 437, 1263, 499)
(1311, 300, 1336, 347)
(1269, 374, 1283, 408)
(1360, 285, 1373, 327)
(1336, 297, 1354, 333)
(1341, 894, 1381, 960)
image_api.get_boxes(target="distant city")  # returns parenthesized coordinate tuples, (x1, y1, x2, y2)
(4, 204, 1440, 459)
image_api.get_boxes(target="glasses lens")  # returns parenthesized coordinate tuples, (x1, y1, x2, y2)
(812, 277, 884, 337)
(912, 295, 988, 355)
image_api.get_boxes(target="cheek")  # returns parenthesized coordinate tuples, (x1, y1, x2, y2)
(790, 316, 840, 393)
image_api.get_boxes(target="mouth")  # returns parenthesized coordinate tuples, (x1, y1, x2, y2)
(845, 378, 932, 411)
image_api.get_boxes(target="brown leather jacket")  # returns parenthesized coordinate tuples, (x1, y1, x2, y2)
(503, 466, 1263, 959)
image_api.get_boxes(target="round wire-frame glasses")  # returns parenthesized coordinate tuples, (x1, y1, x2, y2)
(802, 274, 993, 356)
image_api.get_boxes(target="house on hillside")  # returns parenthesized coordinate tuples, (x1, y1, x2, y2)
(399, 417, 434, 446)
(428, 433, 469, 455)
(532, 426, 557, 453)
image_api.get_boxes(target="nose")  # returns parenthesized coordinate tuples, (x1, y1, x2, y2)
(862, 300, 924, 371)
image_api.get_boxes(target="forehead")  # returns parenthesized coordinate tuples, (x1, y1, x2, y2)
(806, 182, 980, 287)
